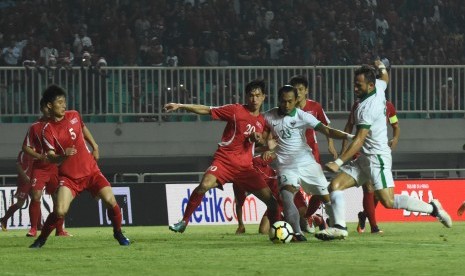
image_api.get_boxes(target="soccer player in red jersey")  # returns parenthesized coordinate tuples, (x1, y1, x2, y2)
(1, 151, 33, 231)
(341, 100, 400, 234)
(29, 85, 129, 248)
(165, 79, 280, 234)
(289, 75, 337, 232)
(22, 98, 70, 237)
(234, 155, 281, 235)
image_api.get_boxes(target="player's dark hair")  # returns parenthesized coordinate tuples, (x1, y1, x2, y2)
(289, 75, 308, 88)
(245, 79, 266, 95)
(355, 65, 377, 84)
(42, 84, 66, 104)
(39, 98, 47, 109)
(278, 84, 297, 100)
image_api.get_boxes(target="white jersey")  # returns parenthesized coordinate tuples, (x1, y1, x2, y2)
(264, 107, 322, 166)
(355, 79, 391, 155)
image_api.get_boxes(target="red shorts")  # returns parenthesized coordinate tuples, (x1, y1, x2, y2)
(234, 177, 280, 206)
(59, 171, 110, 198)
(31, 167, 59, 195)
(14, 179, 31, 201)
(206, 159, 268, 192)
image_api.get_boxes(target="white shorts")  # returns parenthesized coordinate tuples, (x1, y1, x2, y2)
(340, 154, 394, 190)
(278, 162, 329, 196)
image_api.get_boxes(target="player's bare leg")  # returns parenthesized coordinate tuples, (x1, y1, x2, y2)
(1, 198, 26, 231)
(30, 186, 74, 248)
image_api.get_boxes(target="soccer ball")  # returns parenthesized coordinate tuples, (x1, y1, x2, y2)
(269, 221, 294, 244)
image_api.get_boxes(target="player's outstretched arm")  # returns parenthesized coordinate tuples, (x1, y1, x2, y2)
(315, 124, 354, 141)
(16, 162, 30, 184)
(389, 122, 400, 150)
(163, 103, 211, 115)
(22, 144, 46, 161)
(374, 59, 389, 84)
(325, 128, 368, 173)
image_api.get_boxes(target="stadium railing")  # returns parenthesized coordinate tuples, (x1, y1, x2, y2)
(1, 169, 464, 186)
(0, 65, 464, 123)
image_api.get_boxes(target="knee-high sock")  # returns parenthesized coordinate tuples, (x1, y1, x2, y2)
(281, 189, 301, 234)
(305, 195, 322, 217)
(182, 191, 204, 225)
(323, 202, 334, 227)
(293, 191, 307, 210)
(393, 194, 433, 214)
(2, 204, 20, 221)
(363, 191, 378, 229)
(29, 201, 41, 230)
(55, 217, 64, 233)
(265, 197, 280, 226)
(330, 191, 346, 228)
(38, 212, 59, 240)
(107, 204, 123, 232)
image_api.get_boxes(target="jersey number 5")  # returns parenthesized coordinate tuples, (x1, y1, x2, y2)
(69, 128, 77, 140)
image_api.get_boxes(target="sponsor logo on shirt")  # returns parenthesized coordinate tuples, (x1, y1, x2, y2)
(70, 118, 78, 125)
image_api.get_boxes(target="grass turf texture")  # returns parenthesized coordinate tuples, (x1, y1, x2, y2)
(0, 222, 463, 275)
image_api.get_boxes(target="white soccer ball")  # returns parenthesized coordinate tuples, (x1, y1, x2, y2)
(269, 220, 294, 244)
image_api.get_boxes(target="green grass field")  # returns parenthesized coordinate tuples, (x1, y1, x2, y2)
(1, 222, 464, 276)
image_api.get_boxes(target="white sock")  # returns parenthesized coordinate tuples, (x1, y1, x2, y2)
(281, 189, 301, 234)
(329, 190, 346, 228)
(393, 194, 434, 214)
(323, 202, 334, 227)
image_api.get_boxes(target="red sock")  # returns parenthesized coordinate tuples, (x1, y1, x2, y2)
(3, 204, 20, 221)
(55, 217, 64, 233)
(37, 205, 42, 228)
(182, 190, 204, 225)
(305, 196, 322, 218)
(29, 201, 41, 230)
(363, 191, 377, 229)
(293, 191, 307, 210)
(38, 212, 59, 239)
(107, 204, 123, 233)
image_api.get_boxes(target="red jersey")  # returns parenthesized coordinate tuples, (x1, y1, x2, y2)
(23, 118, 55, 170)
(211, 104, 265, 168)
(252, 155, 277, 180)
(301, 99, 330, 163)
(42, 110, 99, 180)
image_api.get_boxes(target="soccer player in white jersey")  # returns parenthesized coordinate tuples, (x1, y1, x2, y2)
(315, 61, 452, 241)
(262, 85, 353, 241)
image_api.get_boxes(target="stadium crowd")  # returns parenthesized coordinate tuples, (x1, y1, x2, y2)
(0, 0, 464, 68)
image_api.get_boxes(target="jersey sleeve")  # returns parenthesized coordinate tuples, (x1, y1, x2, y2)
(386, 101, 398, 125)
(302, 110, 322, 129)
(210, 104, 236, 121)
(375, 79, 388, 94)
